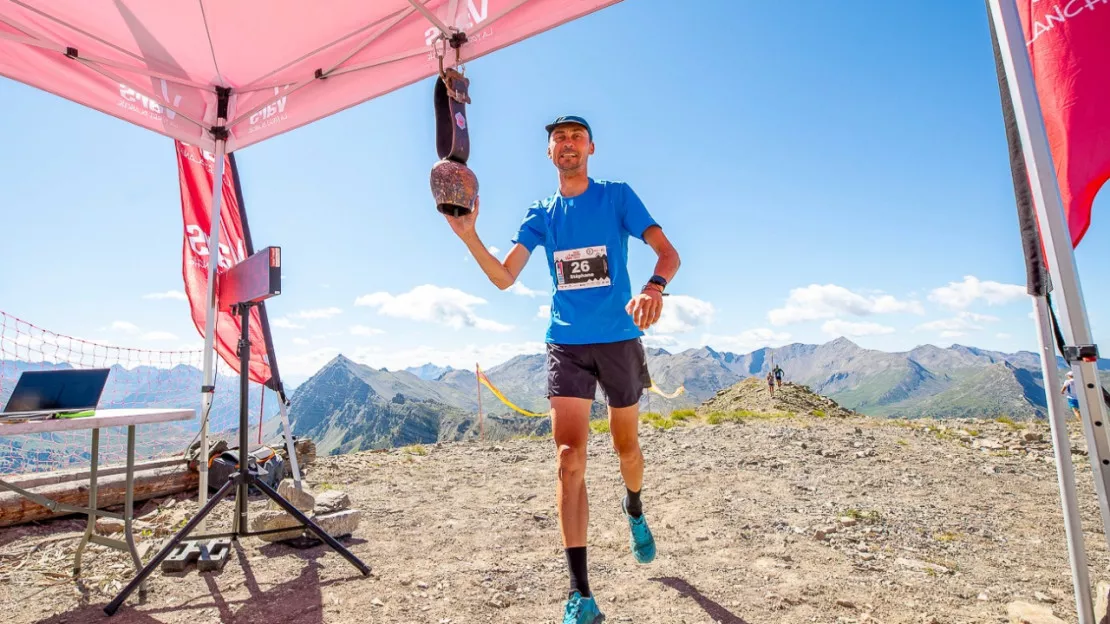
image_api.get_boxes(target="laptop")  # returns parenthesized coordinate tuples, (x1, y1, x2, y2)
(1, 368, 111, 418)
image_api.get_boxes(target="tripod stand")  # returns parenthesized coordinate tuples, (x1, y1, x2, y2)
(105, 301, 371, 616)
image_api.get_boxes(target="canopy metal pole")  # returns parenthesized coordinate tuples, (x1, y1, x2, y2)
(989, 1, 1110, 620)
(988, 0, 1110, 539)
(197, 117, 228, 529)
(1032, 296, 1095, 623)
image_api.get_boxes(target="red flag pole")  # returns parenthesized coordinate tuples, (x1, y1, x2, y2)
(476, 363, 484, 442)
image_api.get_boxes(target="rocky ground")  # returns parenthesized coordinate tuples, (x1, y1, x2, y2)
(0, 385, 1108, 623)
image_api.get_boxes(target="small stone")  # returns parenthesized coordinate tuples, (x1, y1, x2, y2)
(1095, 581, 1110, 622)
(371, 598, 384, 607)
(488, 595, 510, 608)
(1034, 592, 1055, 604)
(307, 509, 361, 539)
(417, 581, 429, 589)
(314, 490, 351, 514)
(1006, 600, 1065, 623)
(978, 592, 990, 601)
(839, 517, 858, 527)
(96, 518, 125, 534)
(250, 510, 304, 542)
(836, 599, 857, 609)
(813, 529, 828, 541)
(274, 479, 316, 513)
(1024, 431, 1044, 442)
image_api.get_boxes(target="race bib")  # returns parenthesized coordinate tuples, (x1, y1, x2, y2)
(554, 245, 610, 290)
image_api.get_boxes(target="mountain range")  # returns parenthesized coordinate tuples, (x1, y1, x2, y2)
(281, 337, 1110, 455)
(6, 337, 1107, 465)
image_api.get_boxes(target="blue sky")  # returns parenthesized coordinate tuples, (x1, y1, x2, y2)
(1, 0, 1108, 385)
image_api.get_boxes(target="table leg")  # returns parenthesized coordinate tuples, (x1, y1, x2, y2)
(74, 428, 100, 576)
(123, 425, 146, 597)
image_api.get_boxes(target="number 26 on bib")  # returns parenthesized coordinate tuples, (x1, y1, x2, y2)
(554, 245, 610, 290)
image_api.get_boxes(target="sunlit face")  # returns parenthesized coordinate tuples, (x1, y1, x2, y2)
(547, 123, 594, 172)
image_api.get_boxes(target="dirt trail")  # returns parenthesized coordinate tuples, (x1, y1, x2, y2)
(0, 410, 1104, 623)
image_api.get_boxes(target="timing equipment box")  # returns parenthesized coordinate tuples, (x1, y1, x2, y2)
(219, 246, 281, 307)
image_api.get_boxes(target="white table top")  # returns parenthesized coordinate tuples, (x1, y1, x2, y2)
(0, 408, 195, 436)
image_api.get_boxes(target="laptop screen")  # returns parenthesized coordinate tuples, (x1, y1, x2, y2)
(2, 368, 111, 413)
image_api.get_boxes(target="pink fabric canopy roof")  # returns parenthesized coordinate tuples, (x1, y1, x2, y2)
(0, 0, 620, 152)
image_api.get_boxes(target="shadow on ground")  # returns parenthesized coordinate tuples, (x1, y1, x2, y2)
(32, 539, 369, 624)
(651, 576, 752, 624)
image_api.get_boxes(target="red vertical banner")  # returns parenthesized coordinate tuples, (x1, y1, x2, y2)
(1017, 1, 1110, 247)
(176, 140, 273, 385)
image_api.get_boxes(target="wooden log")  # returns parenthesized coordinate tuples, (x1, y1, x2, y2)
(0, 462, 197, 528)
(0, 437, 317, 528)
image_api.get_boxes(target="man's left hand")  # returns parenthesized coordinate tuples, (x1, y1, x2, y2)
(627, 287, 664, 330)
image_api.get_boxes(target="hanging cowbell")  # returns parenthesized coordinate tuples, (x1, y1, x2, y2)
(430, 67, 477, 217)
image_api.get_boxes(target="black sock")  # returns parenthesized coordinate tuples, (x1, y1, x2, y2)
(565, 547, 590, 598)
(625, 487, 642, 518)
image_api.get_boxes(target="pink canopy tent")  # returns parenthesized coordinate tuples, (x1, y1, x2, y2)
(0, 0, 619, 153)
(0, 0, 622, 569)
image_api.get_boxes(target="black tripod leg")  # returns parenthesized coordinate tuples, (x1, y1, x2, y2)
(249, 475, 371, 576)
(104, 476, 238, 616)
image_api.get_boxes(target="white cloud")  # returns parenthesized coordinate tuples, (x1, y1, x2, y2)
(928, 276, 1025, 310)
(821, 320, 895, 337)
(142, 290, 187, 301)
(110, 321, 140, 333)
(354, 284, 513, 332)
(508, 282, 546, 298)
(768, 284, 923, 326)
(653, 295, 715, 334)
(141, 331, 178, 341)
(292, 337, 310, 346)
(537, 305, 551, 319)
(642, 334, 681, 349)
(350, 325, 384, 337)
(271, 318, 305, 330)
(915, 311, 1000, 337)
(703, 328, 792, 353)
(289, 307, 343, 320)
(996, 332, 1012, 339)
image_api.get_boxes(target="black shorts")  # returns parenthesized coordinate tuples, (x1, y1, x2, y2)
(546, 338, 651, 408)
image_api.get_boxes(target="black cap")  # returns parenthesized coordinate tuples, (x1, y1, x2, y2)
(545, 115, 592, 140)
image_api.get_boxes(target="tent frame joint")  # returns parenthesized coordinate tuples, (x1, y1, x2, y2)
(314, 68, 327, 80)
(64, 46, 78, 59)
(200, 385, 215, 394)
(215, 86, 231, 118)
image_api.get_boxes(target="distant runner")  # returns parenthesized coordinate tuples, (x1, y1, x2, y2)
(767, 371, 776, 397)
(773, 365, 784, 389)
(445, 114, 681, 624)
(1062, 371, 1081, 421)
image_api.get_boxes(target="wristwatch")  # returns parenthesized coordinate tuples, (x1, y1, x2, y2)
(647, 275, 668, 290)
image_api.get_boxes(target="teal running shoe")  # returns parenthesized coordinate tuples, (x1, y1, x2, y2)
(622, 497, 656, 564)
(563, 591, 605, 624)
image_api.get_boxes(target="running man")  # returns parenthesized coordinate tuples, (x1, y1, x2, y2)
(1062, 371, 1081, 421)
(773, 365, 784, 389)
(444, 114, 681, 623)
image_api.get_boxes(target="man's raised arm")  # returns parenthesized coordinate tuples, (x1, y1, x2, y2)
(445, 197, 531, 290)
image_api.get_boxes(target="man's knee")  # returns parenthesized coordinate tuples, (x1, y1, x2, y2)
(611, 433, 641, 460)
(557, 443, 586, 480)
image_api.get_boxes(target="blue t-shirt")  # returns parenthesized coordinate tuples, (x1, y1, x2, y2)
(512, 178, 659, 345)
